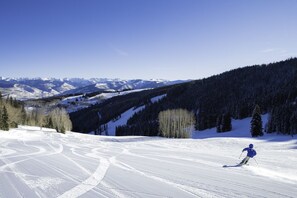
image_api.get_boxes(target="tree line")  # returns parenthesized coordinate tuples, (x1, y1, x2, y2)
(0, 92, 26, 130)
(0, 91, 72, 133)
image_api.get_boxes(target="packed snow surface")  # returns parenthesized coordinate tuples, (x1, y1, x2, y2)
(1, 123, 297, 197)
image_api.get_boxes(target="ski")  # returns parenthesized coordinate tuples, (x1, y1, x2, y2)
(222, 163, 249, 168)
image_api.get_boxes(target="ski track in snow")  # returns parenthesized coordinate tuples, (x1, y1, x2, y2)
(110, 157, 220, 198)
(1, 126, 297, 198)
(247, 166, 297, 184)
(58, 157, 110, 198)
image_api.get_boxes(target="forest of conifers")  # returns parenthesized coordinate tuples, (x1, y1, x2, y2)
(70, 58, 297, 136)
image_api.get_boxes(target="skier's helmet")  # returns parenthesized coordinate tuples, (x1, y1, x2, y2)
(249, 144, 253, 148)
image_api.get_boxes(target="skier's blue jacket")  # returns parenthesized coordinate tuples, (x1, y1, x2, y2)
(242, 144, 257, 158)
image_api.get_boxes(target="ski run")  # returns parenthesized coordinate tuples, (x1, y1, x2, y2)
(1, 116, 297, 198)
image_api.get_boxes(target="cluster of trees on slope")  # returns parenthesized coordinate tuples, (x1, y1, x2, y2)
(26, 107, 72, 133)
(159, 109, 195, 138)
(0, 92, 26, 130)
(0, 92, 72, 133)
(70, 58, 297, 137)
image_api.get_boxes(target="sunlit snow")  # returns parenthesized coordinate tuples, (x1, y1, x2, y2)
(1, 114, 297, 197)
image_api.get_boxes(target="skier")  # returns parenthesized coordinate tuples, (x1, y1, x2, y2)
(239, 144, 257, 165)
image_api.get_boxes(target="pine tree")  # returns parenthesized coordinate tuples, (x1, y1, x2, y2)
(20, 105, 27, 125)
(9, 96, 13, 106)
(217, 113, 232, 133)
(289, 111, 297, 137)
(0, 107, 2, 129)
(216, 115, 222, 132)
(222, 113, 232, 132)
(1, 106, 9, 131)
(250, 105, 263, 137)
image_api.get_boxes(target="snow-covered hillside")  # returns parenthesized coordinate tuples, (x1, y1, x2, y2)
(1, 118, 297, 197)
(103, 94, 166, 136)
(59, 89, 148, 113)
(0, 77, 184, 100)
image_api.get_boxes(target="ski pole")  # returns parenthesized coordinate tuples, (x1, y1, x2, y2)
(239, 152, 243, 159)
(253, 157, 258, 165)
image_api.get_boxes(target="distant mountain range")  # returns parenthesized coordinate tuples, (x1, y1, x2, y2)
(0, 77, 186, 100)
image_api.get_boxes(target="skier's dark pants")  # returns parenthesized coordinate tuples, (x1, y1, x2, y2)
(240, 156, 250, 165)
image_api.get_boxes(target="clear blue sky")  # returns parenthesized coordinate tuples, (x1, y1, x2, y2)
(1, 0, 297, 80)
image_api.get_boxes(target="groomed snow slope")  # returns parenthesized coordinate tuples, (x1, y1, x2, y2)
(1, 123, 297, 198)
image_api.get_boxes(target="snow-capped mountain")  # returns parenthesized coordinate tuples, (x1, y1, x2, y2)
(0, 77, 186, 100)
(61, 79, 185, 95)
